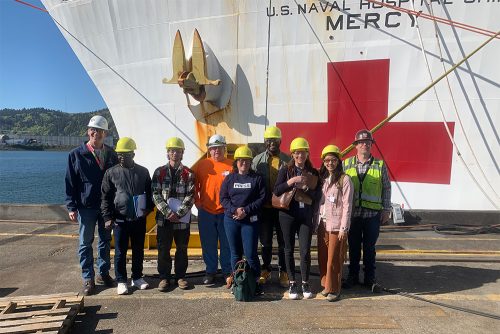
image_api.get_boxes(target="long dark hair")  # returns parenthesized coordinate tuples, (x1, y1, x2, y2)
(319, 153, 343, 185)
(232, 160, 255, 174)
(287, 153, 316, 177)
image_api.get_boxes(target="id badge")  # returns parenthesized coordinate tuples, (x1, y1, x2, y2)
(299, 202, 305, 208)
(250, 215, 258, 222)
(328, 195, 335, 203)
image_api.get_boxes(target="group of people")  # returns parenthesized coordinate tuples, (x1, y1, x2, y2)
(65, 115, 391, 301)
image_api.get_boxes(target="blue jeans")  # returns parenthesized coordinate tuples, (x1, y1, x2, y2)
(78, 208, 111, 281)
(197, 208, 231, 274)
(224, 216, 261, 278)
(348, 213, 381, 283)
(113, 218, 146, 283)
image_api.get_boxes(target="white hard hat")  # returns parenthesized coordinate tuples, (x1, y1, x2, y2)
(87, 115, 109, 131)
(207, 134, 226, 148)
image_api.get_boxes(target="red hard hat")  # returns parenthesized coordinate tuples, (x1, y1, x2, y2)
(353, 129, 375, 144)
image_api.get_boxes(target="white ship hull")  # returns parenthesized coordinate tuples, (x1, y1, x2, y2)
(42, 0, 500, 210)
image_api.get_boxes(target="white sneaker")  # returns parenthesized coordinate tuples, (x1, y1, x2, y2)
(288, 282, 299, 300)
(131, 278, 149, 290)
(117, 282, 128, 295)
(302, 282, 313, 299)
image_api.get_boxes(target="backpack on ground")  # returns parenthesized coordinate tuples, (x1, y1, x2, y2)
(232, 259, 256, 302)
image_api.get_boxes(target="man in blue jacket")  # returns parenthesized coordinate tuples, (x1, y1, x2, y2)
(65, 115, 118, 296)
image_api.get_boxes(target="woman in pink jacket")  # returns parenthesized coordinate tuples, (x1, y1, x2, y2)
(316, 145, 354, 302)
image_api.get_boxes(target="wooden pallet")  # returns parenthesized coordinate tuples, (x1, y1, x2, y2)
(0, 293, 83, 334)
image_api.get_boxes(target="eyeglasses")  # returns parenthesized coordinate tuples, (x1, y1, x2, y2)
(357, 140, 372, 146)
(89, 127, 104, 133)
(293, 150, 308, 155)
(237, 159, 251, 164)
(265, 138, 280, 143)
(323, 158, 339, 164)
(168, 149, 183, 154)
(117, 152, 134, 157)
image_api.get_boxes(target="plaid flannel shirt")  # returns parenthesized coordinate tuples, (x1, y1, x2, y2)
(152, 163, 195, 230)
(350, 156, 392, 219)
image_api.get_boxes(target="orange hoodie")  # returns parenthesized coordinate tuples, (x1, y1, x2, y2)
(193, 157, 233, 214)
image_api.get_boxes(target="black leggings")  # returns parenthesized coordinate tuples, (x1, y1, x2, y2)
(279, 211, 312, 282)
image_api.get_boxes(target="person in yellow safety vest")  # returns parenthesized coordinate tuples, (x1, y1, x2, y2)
(251, 126, 290, 288)
(342, 130, 391, 293)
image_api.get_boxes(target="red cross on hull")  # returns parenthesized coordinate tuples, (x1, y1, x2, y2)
(277, 59, 455, 184)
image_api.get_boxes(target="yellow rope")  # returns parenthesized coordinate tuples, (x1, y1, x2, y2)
(341, 30, 500, 157)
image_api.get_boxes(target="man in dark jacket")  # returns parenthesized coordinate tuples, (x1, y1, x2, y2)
(251, 126, 290, 287)
(101, 137, 153, 295)
(65, 115, 118, 295)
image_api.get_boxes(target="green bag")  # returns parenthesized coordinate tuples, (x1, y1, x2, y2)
(232, 259, 256, 302)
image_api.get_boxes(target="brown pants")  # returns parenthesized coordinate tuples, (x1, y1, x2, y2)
(318, 224, 347, 293)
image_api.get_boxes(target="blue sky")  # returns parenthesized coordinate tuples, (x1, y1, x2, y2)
(0, 0, 106, 113)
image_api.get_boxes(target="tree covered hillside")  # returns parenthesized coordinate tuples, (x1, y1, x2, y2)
(0, 108, 119, 138)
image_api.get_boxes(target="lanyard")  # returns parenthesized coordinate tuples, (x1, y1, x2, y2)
(86, 143, 105, 170)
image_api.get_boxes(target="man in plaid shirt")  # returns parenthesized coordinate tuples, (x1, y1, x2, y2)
(152, 137, 195, 291)
(342, 129, 391, 293)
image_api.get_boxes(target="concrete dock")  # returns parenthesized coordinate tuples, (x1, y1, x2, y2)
(0, 219, 499, 333)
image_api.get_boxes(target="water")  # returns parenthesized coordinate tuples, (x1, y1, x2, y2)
(0, 151, 69, 204)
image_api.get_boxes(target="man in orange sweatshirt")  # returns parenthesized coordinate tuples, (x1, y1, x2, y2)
(193, 134, 233, 284)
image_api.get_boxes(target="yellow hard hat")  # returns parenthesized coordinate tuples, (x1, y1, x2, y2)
(115, 137, 137, 153)
(290, 137, 309, 153)
(264, 126, 282, 139)
(321, 144, 341, 159)
(234, 146, 253, 159)
(166, 137, 185, 150)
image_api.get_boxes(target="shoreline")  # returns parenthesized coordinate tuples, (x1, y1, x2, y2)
(0, 146, 72, 152)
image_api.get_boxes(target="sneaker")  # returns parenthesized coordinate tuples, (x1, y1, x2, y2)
(255, 283, 264, 296)
(326, 292, 341, 302)
(224, 276, 233, 289)
(371, 283, 382, 293)
(364, 279, 382, 293)
(96, 273, 115, 287)
(177, 278, 190, 290)
(288, 282, 299, 300)
(302, 282, 313, 299)
(258, 269, 271, 285)
(342, 275, 359, 289)
(117, 282, 128, 295)
(158, 279, 170, 292)
(131, 278, 149, 290)
(203, 273, 215, 285)
(320, 289, 330, 297)
(82, 280, 95, 296)
(278, 271, 289, 288)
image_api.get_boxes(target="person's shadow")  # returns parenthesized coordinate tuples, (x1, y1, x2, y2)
(375, 262, 500, 295)
(72, 305, 117, 334)
(303, 262, 500, 301)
